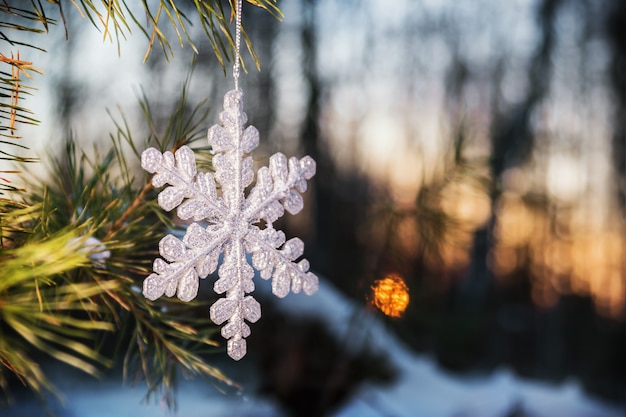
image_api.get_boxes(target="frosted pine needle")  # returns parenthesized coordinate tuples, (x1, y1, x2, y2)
(141, 90, 318, 360)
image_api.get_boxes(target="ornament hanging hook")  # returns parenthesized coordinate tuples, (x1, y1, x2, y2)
(233, 0, 243, 91)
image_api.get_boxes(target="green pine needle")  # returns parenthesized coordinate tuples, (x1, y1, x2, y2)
(0, 72, 230, 407)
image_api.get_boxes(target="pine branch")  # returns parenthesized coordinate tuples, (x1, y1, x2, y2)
(0, 0, 282, 406)
(103, 180, 152, 241)
(0, 221, 118, 402)
(0, 52, 42, 139)
(67, 0, 282, 65)
(0, 1, 49, 166)
(1, 75, 231, 407)
(0, 0, 282, 167)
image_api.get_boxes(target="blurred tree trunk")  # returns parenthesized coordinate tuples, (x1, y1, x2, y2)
(53, 14, 81, 136)
(299, 0, 368, 295)
(300, 0, 324, 258)
(606, 1, 626, 217)
(246, 5, 277, 140)
(460, 0, 563, 310)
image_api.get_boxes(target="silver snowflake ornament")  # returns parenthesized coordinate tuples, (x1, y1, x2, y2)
(141, 89, 318, 360)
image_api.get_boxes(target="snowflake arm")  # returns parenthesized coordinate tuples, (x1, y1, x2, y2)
(244, 152, 316, 225)
(141, 89, 318, 360)
(245, 226, 318, 298)
(141, 146, 227, 221)
(143, 224, 226, 302)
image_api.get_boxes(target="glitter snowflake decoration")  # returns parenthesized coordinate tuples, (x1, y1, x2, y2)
(140, 90, 318, 360)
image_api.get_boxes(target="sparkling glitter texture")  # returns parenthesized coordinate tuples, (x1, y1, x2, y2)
(141, 89, 318, 360)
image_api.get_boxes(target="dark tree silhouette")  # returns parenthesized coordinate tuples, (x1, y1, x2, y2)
(460, 0, 563, 311)
(606, 1, 626, 216)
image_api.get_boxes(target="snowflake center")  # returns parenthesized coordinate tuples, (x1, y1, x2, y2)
(227, 215, 249, 240)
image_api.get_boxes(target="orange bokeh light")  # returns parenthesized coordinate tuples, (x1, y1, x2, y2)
(371, 274, 410, 318)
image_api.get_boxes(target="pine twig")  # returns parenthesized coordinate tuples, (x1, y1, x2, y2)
(104, 180, 152, 240)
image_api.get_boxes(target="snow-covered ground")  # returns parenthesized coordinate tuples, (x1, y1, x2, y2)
(3, 277, 624, 417)
(277, 279, 624, 417)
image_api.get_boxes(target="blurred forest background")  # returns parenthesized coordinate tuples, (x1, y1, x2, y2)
(2, 0, 625, 414)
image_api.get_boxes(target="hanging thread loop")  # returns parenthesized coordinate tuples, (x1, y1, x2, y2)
(233, 0, 243, 91)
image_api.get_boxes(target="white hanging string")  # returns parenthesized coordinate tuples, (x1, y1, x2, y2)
(233, 0, 243, 91)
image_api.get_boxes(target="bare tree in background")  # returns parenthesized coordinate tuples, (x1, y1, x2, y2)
(606, 1, 626, 217)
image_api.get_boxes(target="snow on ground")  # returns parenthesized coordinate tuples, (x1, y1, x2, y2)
(3, 277, 624, 417)
(275, 278, 624, 417)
